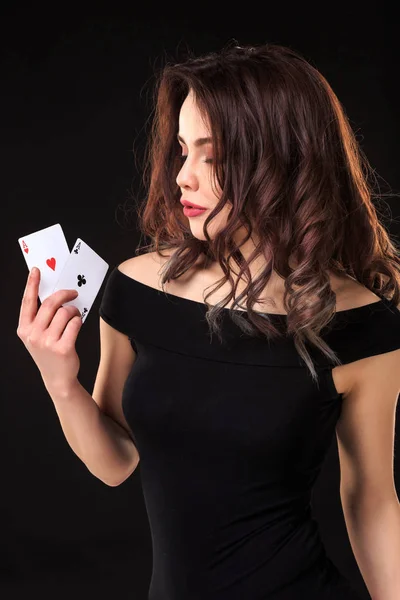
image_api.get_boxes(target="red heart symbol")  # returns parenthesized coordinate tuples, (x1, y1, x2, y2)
(24, 247, 29, 253)
(46, 257, 56, 271)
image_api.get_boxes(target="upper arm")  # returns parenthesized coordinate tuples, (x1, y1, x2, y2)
(335, 348, 400, 506)
(92, 253, 162, 456)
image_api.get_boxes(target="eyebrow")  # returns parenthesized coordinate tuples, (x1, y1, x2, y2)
(176, 134, 212, 147)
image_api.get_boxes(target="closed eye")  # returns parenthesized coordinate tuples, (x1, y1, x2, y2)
(178, 156, 213, 164)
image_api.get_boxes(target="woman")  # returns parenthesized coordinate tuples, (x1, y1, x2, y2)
(17, 42, 400, 599)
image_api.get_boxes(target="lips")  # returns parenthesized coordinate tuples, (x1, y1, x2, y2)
(180, 199, 207, 210)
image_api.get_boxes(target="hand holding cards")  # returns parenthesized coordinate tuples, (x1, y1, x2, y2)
(17, 267, 83, 391)
(18, 224, 109, 323)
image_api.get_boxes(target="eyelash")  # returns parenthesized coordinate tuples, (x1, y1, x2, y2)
(178, 156, 213, 164)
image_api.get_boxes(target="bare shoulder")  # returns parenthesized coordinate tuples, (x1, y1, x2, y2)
(117, 247, 206, 289)
(117, 249, 175, 291)
(331, 277, 388, 396)
(334, 275, 382, 312)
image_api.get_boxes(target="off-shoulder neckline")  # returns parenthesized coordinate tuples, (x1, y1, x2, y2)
(115, 266, 389, 318)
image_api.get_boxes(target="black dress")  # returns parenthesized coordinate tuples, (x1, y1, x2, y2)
(99, 265, 400, 600)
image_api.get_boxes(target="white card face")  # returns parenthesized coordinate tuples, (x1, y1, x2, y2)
(18, 223, 70, 303)
(52, 238, 109, 324)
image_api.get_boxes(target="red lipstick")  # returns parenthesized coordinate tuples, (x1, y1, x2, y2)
(180, 199, 207, 209)
(180, 198, 208, 218)
(183, 206, 207, 217)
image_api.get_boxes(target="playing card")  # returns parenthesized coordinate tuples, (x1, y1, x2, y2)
(18, 223, 70, 303)
(52, 238, 109, 324)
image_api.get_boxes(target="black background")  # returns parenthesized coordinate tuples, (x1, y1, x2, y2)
(2, 7, 399, 600)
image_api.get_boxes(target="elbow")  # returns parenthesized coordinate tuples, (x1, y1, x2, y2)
(107, 454, 140, 487)
(340, 486, 399, 520)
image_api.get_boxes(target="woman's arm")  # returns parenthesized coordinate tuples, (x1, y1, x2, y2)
(342, 495, 400, 600)
(46, 379, 139, 487)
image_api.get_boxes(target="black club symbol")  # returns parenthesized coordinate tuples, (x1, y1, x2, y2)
(77, 274, 86, 287)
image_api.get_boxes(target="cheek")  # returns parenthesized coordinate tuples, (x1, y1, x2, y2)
(203, 208, 230, 238)
(207, 174, 222, 199)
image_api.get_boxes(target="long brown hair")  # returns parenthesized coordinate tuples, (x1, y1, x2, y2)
(129, 40, 400, 384)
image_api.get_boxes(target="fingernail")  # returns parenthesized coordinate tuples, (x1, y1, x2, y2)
(31, 267, 37, 276)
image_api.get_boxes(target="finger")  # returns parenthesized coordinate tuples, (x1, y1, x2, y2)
(57, 313, 83, 353)
(18, 267, 41, 331)
(46, 305, 81, 343)
(34, 289, 79, 331)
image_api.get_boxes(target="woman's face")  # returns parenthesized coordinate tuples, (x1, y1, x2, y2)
(175, 89, 267, 277)
(175, 91, 304, 283)
(176, 90, 231, 241)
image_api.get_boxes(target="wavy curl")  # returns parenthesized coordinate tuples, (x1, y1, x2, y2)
(126, 40, 400, 385)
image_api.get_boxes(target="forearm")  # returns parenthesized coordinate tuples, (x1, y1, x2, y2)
(342, 495, 400, 600)
(44, 379, 139, 486)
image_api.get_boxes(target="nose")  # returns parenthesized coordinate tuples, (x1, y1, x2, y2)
(176, 158, 199, 191)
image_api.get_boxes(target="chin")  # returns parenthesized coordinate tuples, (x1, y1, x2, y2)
(187, 221, 207, 241)
(191, 232, 207, 241)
